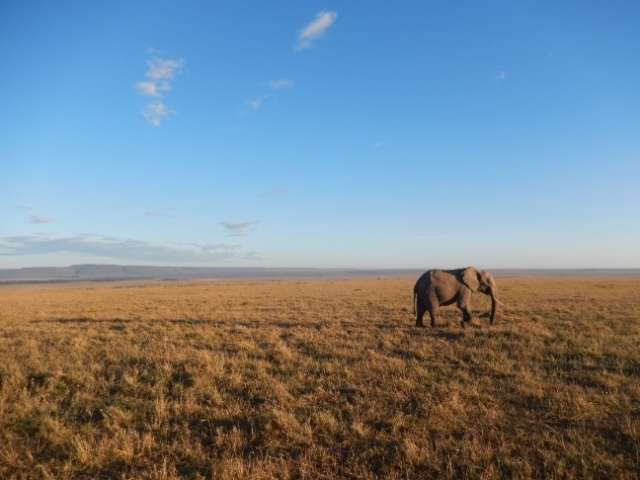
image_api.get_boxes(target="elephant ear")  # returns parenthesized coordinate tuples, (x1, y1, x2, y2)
(462, 267, 480, 292)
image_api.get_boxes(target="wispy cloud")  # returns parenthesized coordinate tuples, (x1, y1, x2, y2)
(0, 234, 265, 263)
(136, 57, 184, 127)
(17, 204, 36, 210)
(260, 188, 290, 197)
(109, 205, 124, 212)
(240, 80, 292, 118)
(269, 79, 294, 89)
(221, 221, 259, 237)
(495, 71, 506, 80)
(143, 101, 171, 127)
(146, 58, 184, 81)
(135, 80, 169, 98)
(297, 11, 337, 50)
(247, 98, 263, 110)
(29, 215, 54, 224)
(373, 142, 387, 149)
(145, 211, 173, 218)
(200, 243, 241, 254)
(137, 59, 184, 97)
(238, 95, 268, 116)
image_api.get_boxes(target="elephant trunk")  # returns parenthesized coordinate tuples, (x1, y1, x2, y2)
(488, 282, 499, 325)
(490, 295, 498, 325)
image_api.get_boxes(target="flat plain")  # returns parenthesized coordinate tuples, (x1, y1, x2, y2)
(1, 276, 639, 479)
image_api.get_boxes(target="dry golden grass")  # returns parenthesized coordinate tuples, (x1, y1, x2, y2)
(1, 276, 640, 479)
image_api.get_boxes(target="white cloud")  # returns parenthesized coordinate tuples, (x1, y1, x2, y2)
(143, 101, 170, 127)
(109, 205, 124, 212)
(297, 11, 337, 50)
(221, 221, 259, 236)
(17, 204, 36, 210)
(253, 94, 272, 109)
(0, 234, 264, 263)
(200, 243, 241, 254)
(136, 57, 184, 126)
(241, 80, 293, 117)
(495, 71, 506, 80)
(146, 58, 184, 80)
(247, 98, 262, 110)
(269, 79, 294, 89)
(135, 80, 169, 97)
(239, 95, 269, 115)
(373, 142, 387, 148)
(29, 215, 54, 224)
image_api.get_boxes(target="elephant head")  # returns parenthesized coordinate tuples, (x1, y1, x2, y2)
(461, 267, 501, 325)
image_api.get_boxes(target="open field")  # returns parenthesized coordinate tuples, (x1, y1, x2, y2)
(1, 276, 640, 479)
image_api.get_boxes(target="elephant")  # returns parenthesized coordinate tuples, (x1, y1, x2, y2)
(413, 267, 503, 328)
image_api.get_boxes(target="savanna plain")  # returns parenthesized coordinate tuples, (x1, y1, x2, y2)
(1, 275, 640, 479)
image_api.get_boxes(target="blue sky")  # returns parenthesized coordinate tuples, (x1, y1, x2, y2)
(1, 1, 639, 269)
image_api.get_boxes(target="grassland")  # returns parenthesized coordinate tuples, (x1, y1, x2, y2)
(1, 276, 639, 479)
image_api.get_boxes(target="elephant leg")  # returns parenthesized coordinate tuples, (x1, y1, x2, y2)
(428, 307, 438, 328)
(457, 298, 473, 324)
(427, 292, 439, 328)
(415, 296, 427, 327)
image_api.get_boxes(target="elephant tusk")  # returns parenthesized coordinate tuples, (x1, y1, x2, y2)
(494, 298, 504, 306)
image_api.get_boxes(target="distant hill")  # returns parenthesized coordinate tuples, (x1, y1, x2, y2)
(0, 265, 638, 284)
(0, 264, 423, 284)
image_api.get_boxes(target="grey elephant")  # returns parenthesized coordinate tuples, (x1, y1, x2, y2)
(413, 267, 503, 327)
